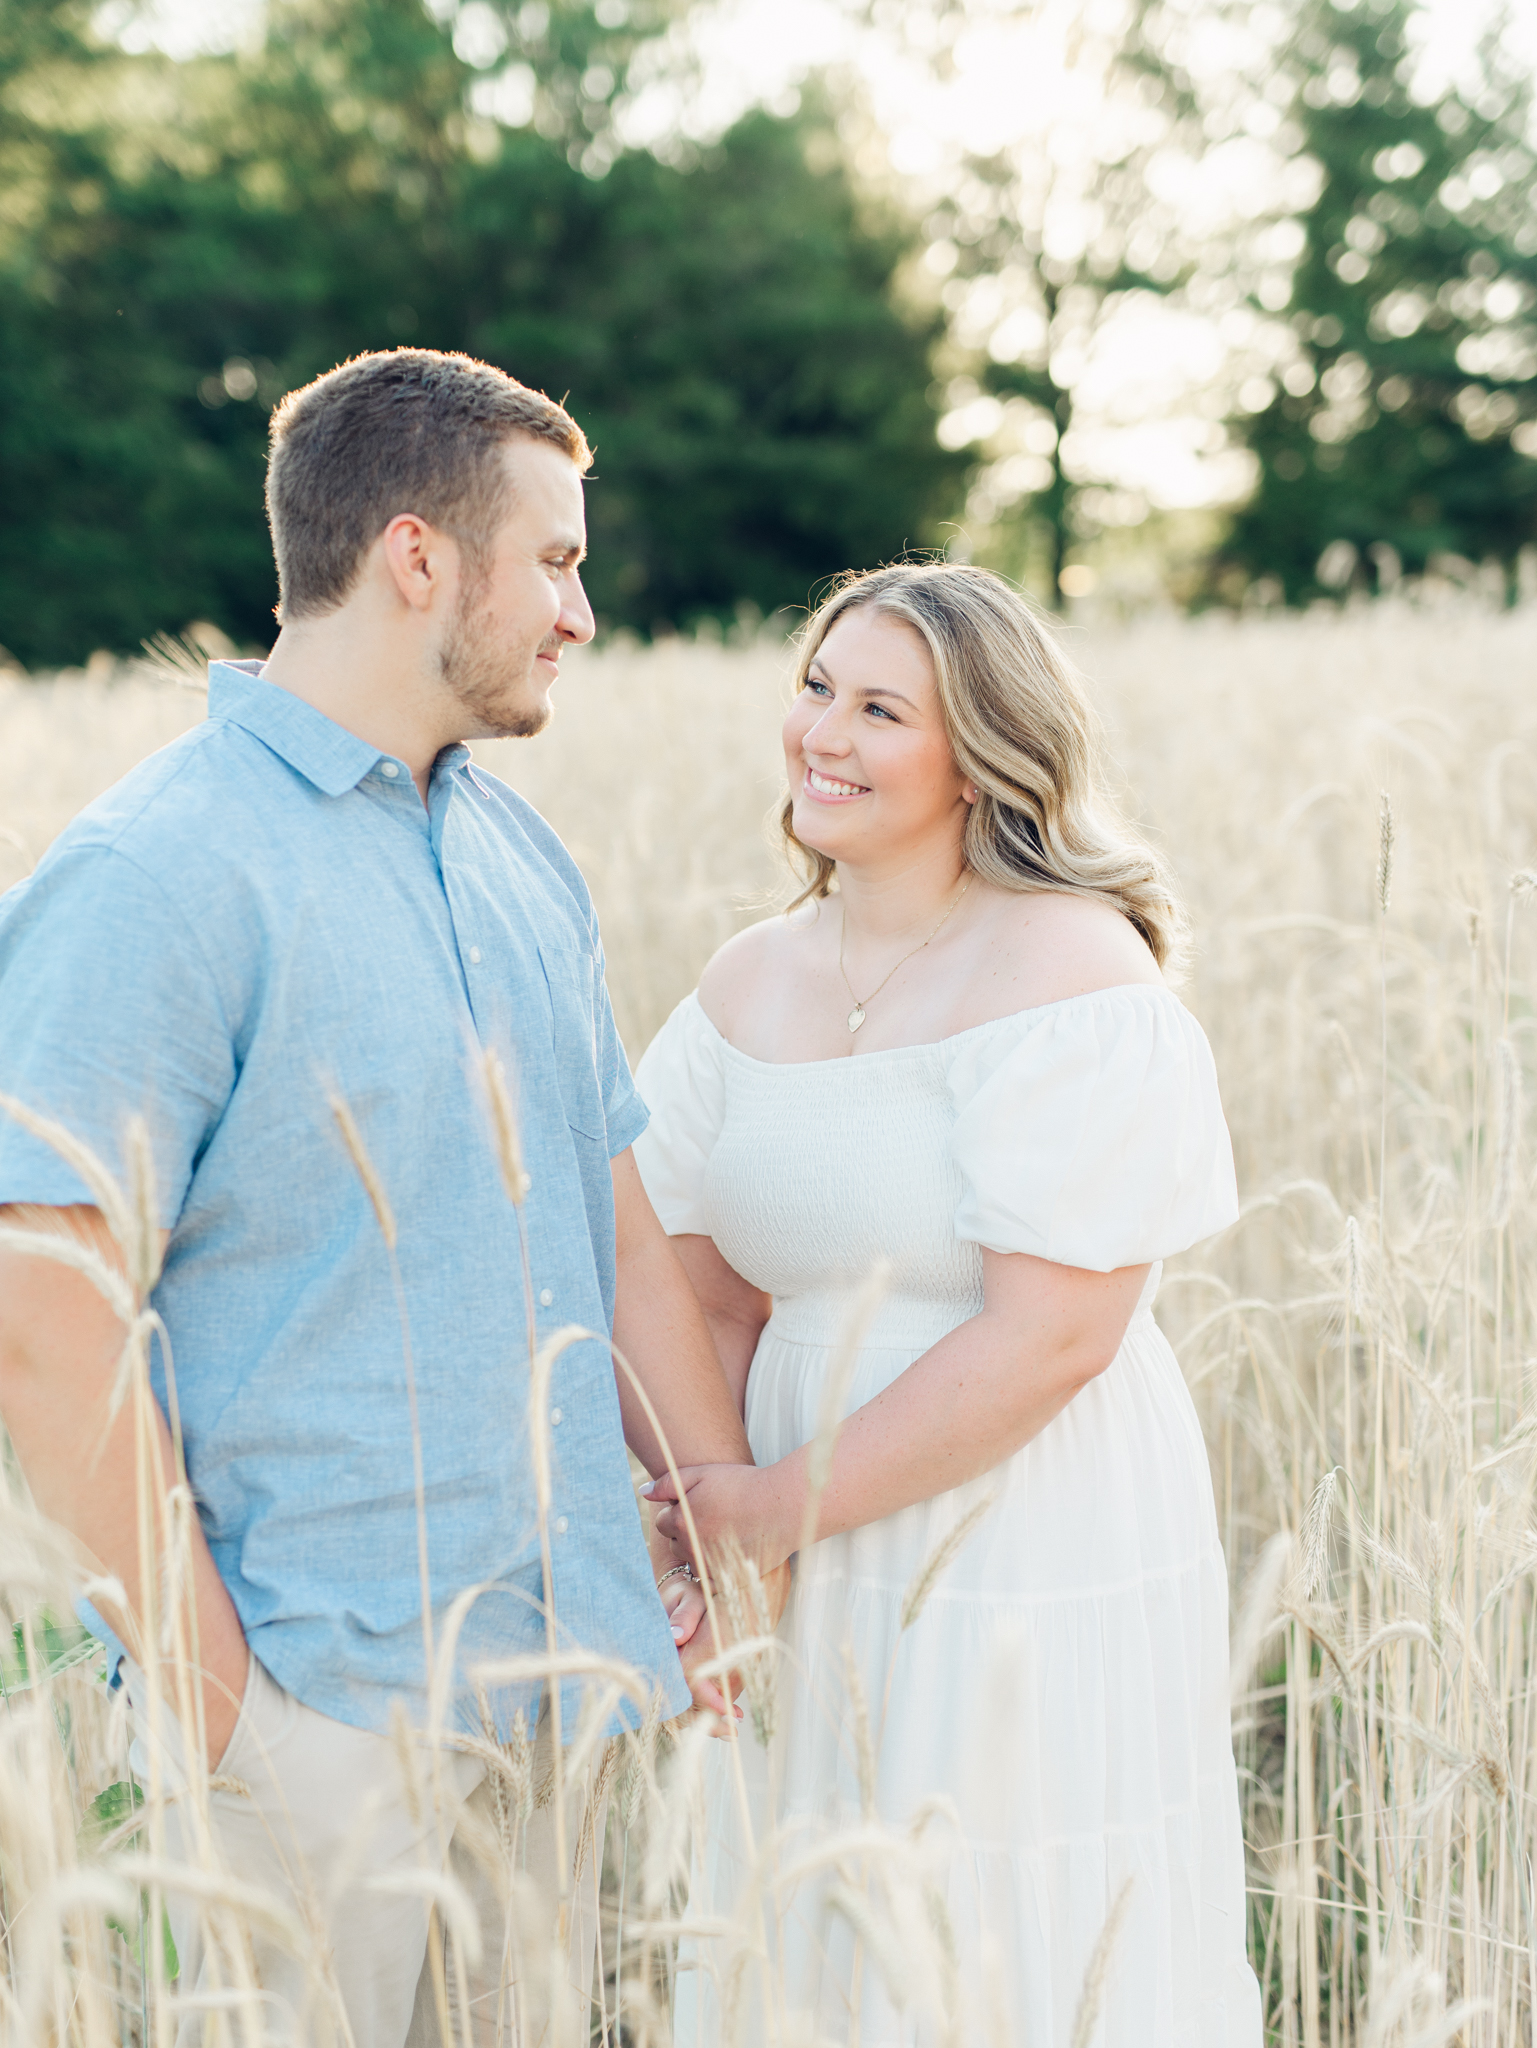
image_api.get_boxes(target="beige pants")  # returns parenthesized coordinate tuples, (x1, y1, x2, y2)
(124, 1656, 614, 2048)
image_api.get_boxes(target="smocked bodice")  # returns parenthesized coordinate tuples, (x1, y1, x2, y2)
(634, 983, 1238, 1353)
(703, 1042, 982, 1347)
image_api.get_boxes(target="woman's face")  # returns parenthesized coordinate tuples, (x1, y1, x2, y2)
(782, 607, 970, 869)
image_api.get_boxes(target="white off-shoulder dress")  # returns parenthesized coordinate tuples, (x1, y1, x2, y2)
(633, 985, 1261, 2047)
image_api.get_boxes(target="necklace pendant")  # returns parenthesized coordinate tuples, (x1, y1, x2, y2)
(847, 1005, 867, 1033)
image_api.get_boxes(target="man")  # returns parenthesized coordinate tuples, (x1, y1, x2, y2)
(0, 349, 751, 2043)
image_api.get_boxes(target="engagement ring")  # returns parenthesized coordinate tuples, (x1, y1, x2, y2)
(656, 1561, 700, 1589)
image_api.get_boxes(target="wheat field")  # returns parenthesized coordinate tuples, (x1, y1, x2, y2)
(3, 597, 1537, 2043)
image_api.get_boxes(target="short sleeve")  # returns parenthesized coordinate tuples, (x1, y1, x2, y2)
(0, 847, 235, 1224)
(592, 937, 648, 1159)
(946, 987, 1238, 1272)
(631, 993, 728, 1236)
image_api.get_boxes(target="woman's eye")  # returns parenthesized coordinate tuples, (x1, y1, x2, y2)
(865, 702, 896, 721)
(805, 678, 831, 697)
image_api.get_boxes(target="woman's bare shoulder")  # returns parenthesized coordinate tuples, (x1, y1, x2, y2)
(973, 888, 1164, 1017)
(697, 901, 826, 1035)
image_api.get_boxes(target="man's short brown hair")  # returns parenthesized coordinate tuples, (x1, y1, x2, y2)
(265, 349, 592, 620)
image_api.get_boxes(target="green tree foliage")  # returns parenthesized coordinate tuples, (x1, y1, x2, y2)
(0, 0, 961, 667)
(1223, 0, 1537, 601)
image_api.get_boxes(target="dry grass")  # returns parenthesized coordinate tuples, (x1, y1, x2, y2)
(4, 595, 1537, 2041)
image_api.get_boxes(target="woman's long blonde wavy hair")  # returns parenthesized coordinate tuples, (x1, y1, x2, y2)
(779, 562, 1186, 972)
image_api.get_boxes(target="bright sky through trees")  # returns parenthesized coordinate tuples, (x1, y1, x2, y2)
(109, 0, 1537, 99)
(107, 0, 1537, 523)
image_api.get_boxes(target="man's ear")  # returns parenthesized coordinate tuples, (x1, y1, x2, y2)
(378, 512, 452, 614)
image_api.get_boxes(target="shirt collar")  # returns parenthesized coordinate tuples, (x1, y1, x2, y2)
(207, 661, 394, 797)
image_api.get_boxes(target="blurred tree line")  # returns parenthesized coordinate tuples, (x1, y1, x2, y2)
(890, 0, 1536, 608)
(1222, 0, 1537, 603)
(3, 0, 1535, 666)
(0, 0, 961, 667)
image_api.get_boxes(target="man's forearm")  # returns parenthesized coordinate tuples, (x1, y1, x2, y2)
(612, 1237, 753, 1475)
(609, 1152, 753, 1476)
(669, 1234, 769, 1415)
(0, 1206, 248, 1760)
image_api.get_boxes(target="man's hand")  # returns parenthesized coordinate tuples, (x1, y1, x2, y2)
(0, 1203, 249, 1767)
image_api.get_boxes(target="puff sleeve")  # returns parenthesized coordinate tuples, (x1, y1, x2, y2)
(631, 993, 728, 1236)
(946, 986, 1238, 1273)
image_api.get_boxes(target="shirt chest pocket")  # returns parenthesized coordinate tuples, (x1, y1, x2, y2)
(537, 941, 606, 1143)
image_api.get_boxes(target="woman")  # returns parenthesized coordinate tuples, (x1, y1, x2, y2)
(633, 563, 1261, 2044)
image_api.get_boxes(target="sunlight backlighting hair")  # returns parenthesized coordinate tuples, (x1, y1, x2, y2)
(780, 561, 1186, 970)
(266, 348, 592, 621)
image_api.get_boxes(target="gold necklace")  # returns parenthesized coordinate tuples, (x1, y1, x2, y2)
(838, 876, 971, 1034)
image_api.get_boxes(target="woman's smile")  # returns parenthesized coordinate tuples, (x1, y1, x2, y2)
(803, 764, 871, 802)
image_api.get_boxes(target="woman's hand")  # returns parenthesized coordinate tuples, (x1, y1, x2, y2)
(643, 1461, 805, 1577)
(678, 1612, 744, 1733)
(660, 1568, 707, 1648)
(668, 1551, 795, 1741)
(648, 1497, 741, 1728)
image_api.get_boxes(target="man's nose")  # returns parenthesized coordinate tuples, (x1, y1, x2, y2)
(558, 573, 596, 647)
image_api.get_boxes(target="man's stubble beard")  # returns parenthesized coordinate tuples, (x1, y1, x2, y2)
(438, 580, 553, 741)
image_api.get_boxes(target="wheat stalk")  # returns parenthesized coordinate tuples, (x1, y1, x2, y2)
(0, 1090, 138, 1254)
(708, 1535, 779, 1747)
(1491, 1036, 1521, 1228)
(1295, 1466, 1340, 1601)
(843, 1643, 878, 1821)
(798, 1259, 890, 1559)
(1343, 1213, 1364, 1317)
(480, 1047, 530, 1204)
(899, 1490, 998, 1631)
(1068, 1879, 1135, 2048)
(328, 1092, 397, 1249)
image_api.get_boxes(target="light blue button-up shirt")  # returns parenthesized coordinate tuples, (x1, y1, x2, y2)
(0, 662, 689, 1734)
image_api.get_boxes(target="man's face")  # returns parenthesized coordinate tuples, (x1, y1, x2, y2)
(437, 437, 595, 739)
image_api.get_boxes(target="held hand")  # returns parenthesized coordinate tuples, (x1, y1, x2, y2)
(664, 1553, 793, 1741)
(642, 1461, 803, 1576)
(660, 1570, 707, 1648)
(674, 1558, 791, 1740)
(651, 1527, 739, 1728)
(677, 1613, 743, 1735)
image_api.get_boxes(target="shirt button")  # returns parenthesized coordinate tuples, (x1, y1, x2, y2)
(467, 946, 482, 964)
(550, 1407, 563, 1426)
(554, 1516, 569, 1535)
(381, 761, 400, 778)
(539, 1288, 553, 1307)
